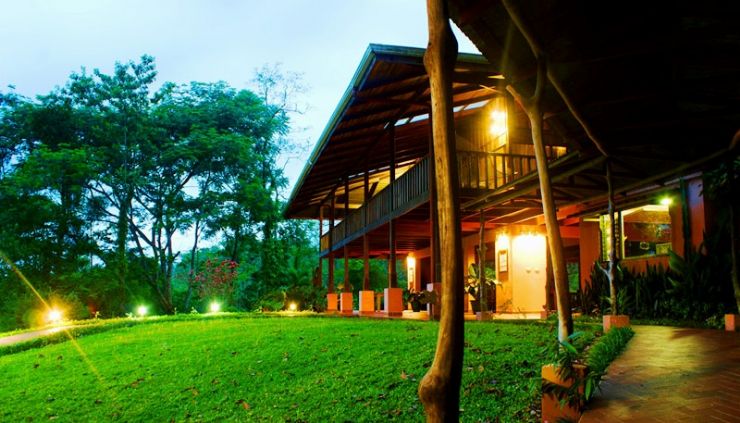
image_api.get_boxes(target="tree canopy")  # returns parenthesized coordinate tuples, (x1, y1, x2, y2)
(0, 56, 317, 329)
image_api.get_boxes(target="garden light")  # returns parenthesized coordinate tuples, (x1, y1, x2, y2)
(47, 309, 63, 324)
(136, 305, 148, 317)
(209, 302, 221, 313)
(288, 302, 297, 312)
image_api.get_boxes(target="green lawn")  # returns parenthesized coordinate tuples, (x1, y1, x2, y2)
(0, 316, 595, 422)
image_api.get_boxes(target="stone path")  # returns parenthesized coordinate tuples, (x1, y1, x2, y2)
(0, 326, 74, 347)
(581, 325, 740, 423)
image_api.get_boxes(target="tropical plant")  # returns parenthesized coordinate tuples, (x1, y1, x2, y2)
(465, 263, 496, 301)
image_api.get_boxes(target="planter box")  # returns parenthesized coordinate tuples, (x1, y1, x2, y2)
(384, 287, 404, 316)
(725, 314, 740, 332)
(340, 292, 353, 315)
(358, 291, 375, 316)
(541, 364, 587, 423)
(326, 293, 338, 312)
(603, 314, 630, 332)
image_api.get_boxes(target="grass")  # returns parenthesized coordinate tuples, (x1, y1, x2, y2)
(0, 315, 596, 422)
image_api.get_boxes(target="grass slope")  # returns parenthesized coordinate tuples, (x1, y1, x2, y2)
(0, 316, 593, 422)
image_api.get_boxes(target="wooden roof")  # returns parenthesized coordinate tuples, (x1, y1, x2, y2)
(285, 44, 502, 219)
(446, 0, 739, 211)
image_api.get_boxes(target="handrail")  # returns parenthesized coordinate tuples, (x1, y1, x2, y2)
(320, 149, 560, 254)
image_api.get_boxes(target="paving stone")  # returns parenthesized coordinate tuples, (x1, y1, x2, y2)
(580, 325, 740, 422)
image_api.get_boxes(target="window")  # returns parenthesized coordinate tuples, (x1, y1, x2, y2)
(600, 204, 672, 260)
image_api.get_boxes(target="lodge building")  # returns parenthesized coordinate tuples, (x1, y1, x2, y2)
(283, 38, 731, 319)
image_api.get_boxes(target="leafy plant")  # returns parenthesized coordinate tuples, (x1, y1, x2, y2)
(466, 263, 497, 300)
(543, 327, 633, 410)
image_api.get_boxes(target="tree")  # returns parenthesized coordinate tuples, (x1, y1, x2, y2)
(418, 0, 466, 420)
(502, 0, 573, 343)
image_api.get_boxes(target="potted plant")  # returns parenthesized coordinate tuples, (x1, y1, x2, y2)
(404, 289, 435, 312)
(466, 263, 497, 312)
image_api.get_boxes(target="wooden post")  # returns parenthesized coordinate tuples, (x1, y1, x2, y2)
(344, 177, 351, 294)
(604, 162, 618, 315)
(317, 206, 324, 288)
(478, 211, 487, 313)
(506, 58, 573, 342)
(328, 192, 335, 294)
(428, 111, 439, 287)
(418, 0, 465, 420)
(363, 168, 371, 291)
(389, 126, 398, 288)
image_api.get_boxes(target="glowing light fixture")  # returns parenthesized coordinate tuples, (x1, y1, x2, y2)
(489, 110, 507, 137)
(209, 302, 221, 313)
(47, 309, 63, 324)
(136, 305, 148, 317)
(406, 255, 416, 268)
(288, 302, 297, 312)
(659, 196, 673, 206)
(496, 234, 510, 250)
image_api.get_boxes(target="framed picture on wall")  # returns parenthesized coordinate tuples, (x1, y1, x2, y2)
(498, 249, 508, 273)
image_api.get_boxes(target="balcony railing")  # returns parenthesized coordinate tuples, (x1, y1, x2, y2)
(321, 156, 430, 253)
(320, 149, 558, 254)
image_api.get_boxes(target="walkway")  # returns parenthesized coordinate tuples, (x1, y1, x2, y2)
(0, 326, 74, 347)
(581, 325, 740, 422)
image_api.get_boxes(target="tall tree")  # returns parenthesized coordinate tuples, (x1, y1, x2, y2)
(418, 0, 466, 420)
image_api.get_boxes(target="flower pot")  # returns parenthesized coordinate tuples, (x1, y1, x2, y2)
(541, 364, 588, 423)
(725, 314, 740, 332)
(470, 300, 480, 313)
(603, 314, 630, 332)
(411, 301, 422, 312)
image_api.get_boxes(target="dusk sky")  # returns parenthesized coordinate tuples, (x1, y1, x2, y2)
(0, 0, 479, 189)
(0, 0, 479, 251)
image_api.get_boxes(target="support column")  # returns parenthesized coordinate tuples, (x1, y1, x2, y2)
(316, 206, 324, 288)
(477, 211, 491, 320)
(427, 111, 441, 320)
(341, 177, 353, 315)
(359, 168, 375, 315)
(326, 191, 337, 312)
(385, 124, 403, 316)
(418, 1, 465, 418)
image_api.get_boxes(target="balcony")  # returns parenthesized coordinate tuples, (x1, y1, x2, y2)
(320, 149, 558, 254)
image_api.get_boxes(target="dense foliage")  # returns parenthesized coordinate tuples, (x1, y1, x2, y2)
(578, 233, 736, 326)
(0, 57, 318, 330)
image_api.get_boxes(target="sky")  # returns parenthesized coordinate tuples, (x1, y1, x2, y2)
(0, 0, 480, 251)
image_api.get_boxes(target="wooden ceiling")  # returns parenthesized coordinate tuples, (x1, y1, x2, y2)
(285, 44, 503, 219)
(446, 0, 738, 215)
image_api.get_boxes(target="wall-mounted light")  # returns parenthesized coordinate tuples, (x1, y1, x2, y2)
(489, 110, 507, 137)
(659, 196, 673, 206)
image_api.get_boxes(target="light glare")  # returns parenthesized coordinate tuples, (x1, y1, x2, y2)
(288, 302, 297, 312)
(136, 305, 148, 317)
(47, 309, 62, 323)
(489, 110, 507, 137)
(660, 197, 673, 206)
(209, 302, 221, 313)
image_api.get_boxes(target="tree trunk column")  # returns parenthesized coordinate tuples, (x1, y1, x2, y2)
(418, 1, 465, 420)
(385, 125, 404, 316)
(506, 58, 573, 343)
(316, 206, 324, 288)
(341, 177, 354, 315)
(326, 191, 338, 312)
(427, 112, 442, 320)
(359, 168, 375, 315)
